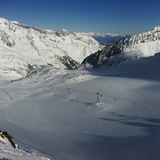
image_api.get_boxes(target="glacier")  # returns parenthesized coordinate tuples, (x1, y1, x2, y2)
(0, 54, 160, 160)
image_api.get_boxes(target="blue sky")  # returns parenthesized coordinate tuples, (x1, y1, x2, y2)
(0, 0, 160, 34)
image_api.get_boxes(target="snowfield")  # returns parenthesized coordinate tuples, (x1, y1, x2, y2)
(0, 53, 160, 160)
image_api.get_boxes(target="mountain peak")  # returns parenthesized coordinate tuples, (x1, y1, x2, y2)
(61, 28, 69, 32)
(55, 28, 72, 37)
(11, 20, 20, 25)
(0, 17, 7, 21)
(153, 26, 160, 32)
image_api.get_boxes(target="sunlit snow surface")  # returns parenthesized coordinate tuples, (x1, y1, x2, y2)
(0, 54, 160, 160)
(0, 136, 51, 160)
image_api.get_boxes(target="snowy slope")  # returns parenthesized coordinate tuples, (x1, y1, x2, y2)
(82, 27, 160, 67)
(0, 132, 52, 160)
(0, 53, 160, 160)
(0, 17, 101, 80)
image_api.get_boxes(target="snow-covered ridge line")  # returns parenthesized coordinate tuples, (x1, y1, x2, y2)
(124, 26, 160, 46)
(0, 17, 54, 35)
(0, 17, 101, 80)
(82, 26, 160, 67)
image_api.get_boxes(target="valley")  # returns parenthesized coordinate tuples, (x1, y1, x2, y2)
(0, 17, 160, 160)
(0, 54, 160, 160)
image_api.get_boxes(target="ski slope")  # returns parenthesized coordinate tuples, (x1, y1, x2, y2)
(0, 53, 160, 160)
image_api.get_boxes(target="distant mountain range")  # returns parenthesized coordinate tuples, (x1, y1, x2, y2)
(77, 32, 123, 38)
(77, 32, 129, 44)
(82, 27, 160, 68)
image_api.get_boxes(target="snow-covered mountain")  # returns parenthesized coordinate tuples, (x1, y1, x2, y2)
(0, 17, 101, 80)
(82, 27, 160, 68)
